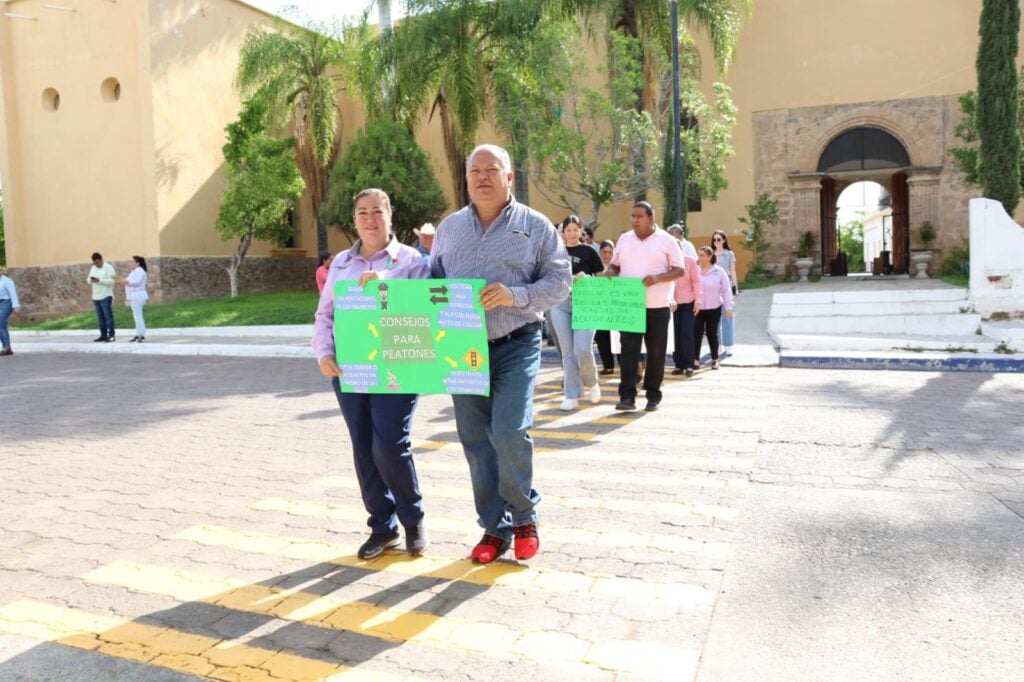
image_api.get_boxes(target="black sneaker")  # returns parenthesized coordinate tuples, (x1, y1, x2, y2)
(129, 336, 140, 343)
(645, 400, 661, 412)
(684, 368, 694, 377)
(94, 336, 108, 343)
(671, 368, 685, 375)
(357, 531, 401, 560)
(107, 335, 115, 342)
(137, 336, 145, 343)
(404, 524, 429, 555)
(614, 399, 637, 411)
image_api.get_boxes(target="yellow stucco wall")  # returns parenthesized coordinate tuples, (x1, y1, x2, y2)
(0, 0, 153, 267)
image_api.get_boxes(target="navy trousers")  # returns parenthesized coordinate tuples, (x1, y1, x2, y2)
(332, 379, 424, 534)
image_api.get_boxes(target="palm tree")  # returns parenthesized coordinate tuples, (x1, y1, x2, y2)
(236, 20, 346, 256)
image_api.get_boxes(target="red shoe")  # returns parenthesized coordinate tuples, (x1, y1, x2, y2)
(471, 534, 510, 564)
(513, 523, 539, 560)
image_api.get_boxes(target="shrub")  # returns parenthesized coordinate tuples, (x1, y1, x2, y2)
(321, 120, 446, 245)
(738, 193, 779, 280)
(940, 238, 971, 277)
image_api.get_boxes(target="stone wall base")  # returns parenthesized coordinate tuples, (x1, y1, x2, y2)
(8, 255, 317, 317)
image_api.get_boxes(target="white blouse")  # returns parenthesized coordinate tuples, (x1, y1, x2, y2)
(124, 268, 149, 303)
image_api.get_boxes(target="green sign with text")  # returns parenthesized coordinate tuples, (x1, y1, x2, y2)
(333, 278, 490, 395)
(570, 276, 647, 333)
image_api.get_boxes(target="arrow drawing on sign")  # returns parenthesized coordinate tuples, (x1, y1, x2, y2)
(429, 285, 449, 295)
(444, 356, 459, 368)
(368, 323, 379, 337)
(368, 349, 378, 361)
(430, 296, 449, 305)
(435, 330, 446, 342)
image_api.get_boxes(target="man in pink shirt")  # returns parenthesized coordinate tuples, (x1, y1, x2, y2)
(601, 202, 685, 412)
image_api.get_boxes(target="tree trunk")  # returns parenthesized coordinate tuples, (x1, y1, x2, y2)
(438, 95, 470, 208)
(227, 233, 253, 299)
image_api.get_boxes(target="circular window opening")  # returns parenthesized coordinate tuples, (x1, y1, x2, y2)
(42, 87, 60, 112)
(100, 77, 121, 102)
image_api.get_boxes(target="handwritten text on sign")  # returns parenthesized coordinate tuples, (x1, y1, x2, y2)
(571, 276, 647, 333)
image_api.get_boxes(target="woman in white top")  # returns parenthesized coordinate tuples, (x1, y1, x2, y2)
(712, 230, 739, 355)
(120, 256, 149, 342)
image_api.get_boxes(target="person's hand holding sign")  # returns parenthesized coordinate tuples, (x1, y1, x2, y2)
(358, 271, 381, 287)
(479, 282, 514, 310)
(319, 356, 343, 378)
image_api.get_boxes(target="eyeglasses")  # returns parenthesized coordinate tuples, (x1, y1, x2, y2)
(713, 237, 724, 243)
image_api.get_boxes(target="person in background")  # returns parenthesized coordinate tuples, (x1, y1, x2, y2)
(414, 223, 435, 257)
(582, 226, 600, 253)
(120, 256, 149, 343)
(0, 266, 22, 356)
(316, 252, 334, 294)
(712, 230, 739, 356)
(694, 245, 734, 370)
(667, 224, 698, 260)
(431, 143, 571, 564)
(87, 252, 117, 342)
(594, 240, 616, 375)
(313, 188, 432, 560)
(670, 244, 701, 377)
(601, 201, 685, 412)
(550, 215, 604, 411)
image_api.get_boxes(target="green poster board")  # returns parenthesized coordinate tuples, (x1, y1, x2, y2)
(570, 276, 647, 332)
(333, 278, 490, 396)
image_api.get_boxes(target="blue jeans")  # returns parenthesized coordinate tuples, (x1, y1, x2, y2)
(672, 302, 696, 369)
(549, 299, 597, 399)
(451, 328, 541, 540)
(332, 378, 424, 534)
(93, 296, 115, 338)
(719, 309, 735, 347)
(0, 299, 12, 350)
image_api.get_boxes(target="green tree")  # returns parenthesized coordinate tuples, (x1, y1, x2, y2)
(320, 120, 447, 245)
(525, 32, 661, 232)
(236, 18, 346, 256)
(738, 193, 779, 280)
(951, 69, 1024, 192)
(975, 0, 1021, 214)
(838, 219, 866, 273)
(217, 98, 306, 298)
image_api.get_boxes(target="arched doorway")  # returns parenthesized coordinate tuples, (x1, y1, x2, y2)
(817, 127, 911, 275)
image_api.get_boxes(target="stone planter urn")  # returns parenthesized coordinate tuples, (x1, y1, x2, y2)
(794, 256, 815, 282)
(910, 250, 933, 279)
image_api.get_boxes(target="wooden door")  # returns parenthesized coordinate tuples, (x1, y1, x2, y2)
(890, 172, 909, 273)
(819, 177, 837, 275)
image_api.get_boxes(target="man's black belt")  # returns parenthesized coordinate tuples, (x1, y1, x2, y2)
(488, 322, 542, 345)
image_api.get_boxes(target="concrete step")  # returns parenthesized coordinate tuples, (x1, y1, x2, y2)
(779, 350, 1024, 373)
(981, 321, 1024, 351)
(770, 300, 971, 317)
(772, 288, 969, 305)
(771, 332, 999, 353)
(768, 312, 982, 336)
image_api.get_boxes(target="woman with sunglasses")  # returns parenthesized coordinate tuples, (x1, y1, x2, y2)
(694, 245, 733, 370)
(711, 230, 739, 356)
(551, 215, 605, 410)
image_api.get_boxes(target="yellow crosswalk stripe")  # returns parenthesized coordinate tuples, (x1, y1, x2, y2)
(415, 458, 746, 489)
(82, 560, 628, 671)
(0, 599, 401, 681)
(312, 475, 740, 521)
(250, 498, 732, 558)
(170, 525, 714, 608)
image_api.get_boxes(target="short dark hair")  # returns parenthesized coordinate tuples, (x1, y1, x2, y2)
(583, 226, 595, 238)
(560, 215, 581, 230)
(632, 201, 654, 217)
(91, 252, 103, 261)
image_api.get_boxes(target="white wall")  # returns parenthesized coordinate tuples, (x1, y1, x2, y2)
(969, 198, 1024, 319)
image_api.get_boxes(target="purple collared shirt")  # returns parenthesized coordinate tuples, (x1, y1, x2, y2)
(312, 237, 431, 363)
(698, 264, 734, 312)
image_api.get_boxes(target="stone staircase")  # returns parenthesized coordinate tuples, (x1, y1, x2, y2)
(768, 288, 998, 352)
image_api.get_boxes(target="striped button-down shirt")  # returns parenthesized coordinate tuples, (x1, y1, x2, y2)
(431, 198, 571, 340)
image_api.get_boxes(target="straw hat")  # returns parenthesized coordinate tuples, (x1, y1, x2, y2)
(413, 223, 436, 236)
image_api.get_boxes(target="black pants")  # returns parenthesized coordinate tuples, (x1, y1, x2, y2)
(619, 307, 670, 403)
(594, 330, 615, 371)
(695, 306, 723, 361)
(672, 302, 696, 370)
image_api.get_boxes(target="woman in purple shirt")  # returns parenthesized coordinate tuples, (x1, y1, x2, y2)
(693, 245, 734, 370)
(312, 188, 432, 560)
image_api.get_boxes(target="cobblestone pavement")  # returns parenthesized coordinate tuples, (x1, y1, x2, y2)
(0, 354, 774, 681)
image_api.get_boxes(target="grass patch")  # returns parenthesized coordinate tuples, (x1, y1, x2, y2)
(741, 275, 786, 290)
(941, 273, 969, 288)
(15, 290, 319, 330)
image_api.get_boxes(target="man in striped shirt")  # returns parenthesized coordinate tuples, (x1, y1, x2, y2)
(431, 144, 571, 564)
